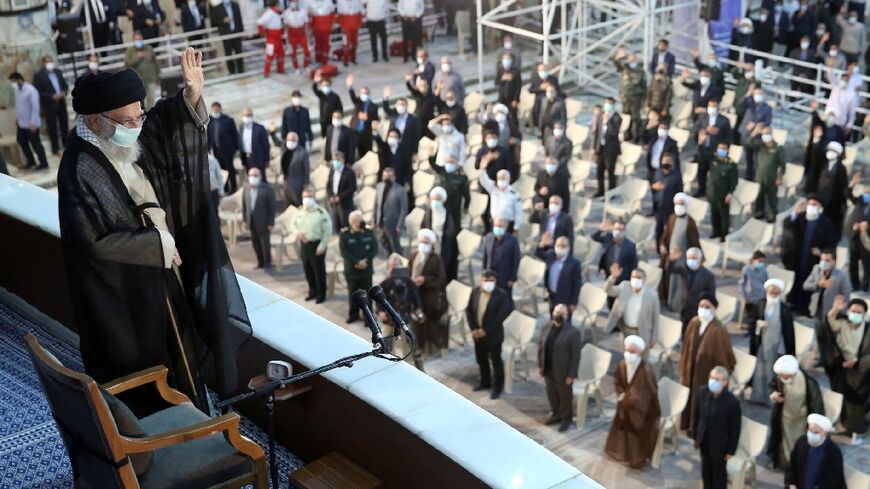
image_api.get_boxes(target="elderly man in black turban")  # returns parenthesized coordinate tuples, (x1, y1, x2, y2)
(57, 48, 251, 414)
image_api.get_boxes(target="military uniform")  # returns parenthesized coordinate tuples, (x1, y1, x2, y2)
(614, 57, 647, 142)
(647, 75, 673, 118)
(707, 157, 739, 239)
(750, 137, 786, 221)
(437, 171, 470, 225)
(728, 66, 754, 137)
(293, 205, 333, 302)
(339, 225, 378, 320)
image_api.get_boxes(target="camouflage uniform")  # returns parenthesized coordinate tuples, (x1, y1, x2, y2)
(614, 56, 647, 142)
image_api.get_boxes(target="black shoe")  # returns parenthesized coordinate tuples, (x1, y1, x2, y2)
(304, 295, 316, 301)
(255, 264, 263, 269)
(490, 390, 502, 400)
(558, 421, 573, 432)
(346, 316, 358, 324)
(593, 192, 604, 199)
(545, 415, 561, 425)
(315, 296, 326, 304)
(383, 56, 389, 62)
(472, 384, 491, 392)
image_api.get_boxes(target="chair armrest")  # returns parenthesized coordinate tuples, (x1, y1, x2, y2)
(102, 366, 190, 406)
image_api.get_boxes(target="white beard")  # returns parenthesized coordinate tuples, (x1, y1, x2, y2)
(98, 138, 142, 167)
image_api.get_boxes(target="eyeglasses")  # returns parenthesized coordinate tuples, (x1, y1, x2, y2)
(100, 113, 147, 129)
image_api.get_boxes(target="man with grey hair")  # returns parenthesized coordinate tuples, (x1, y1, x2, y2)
(340, 210, 378, 323)
(432, 56, 465, 102)
(478, 162, 524, 232)
(667, 246, 717, 327)
(605, 267, 660, 346)
(693, 365, 741, 489)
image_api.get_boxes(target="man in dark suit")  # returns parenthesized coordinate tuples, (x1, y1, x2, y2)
(534, 156, 571, 209)
(327, 151, 357, 232)
(789, 36, 817, 94)
(382, 93, 422, 163)
(680, 67, 723, 116)
(692, 366, 741, 489)
(466, 270, 514, 399)
(238, 108, 270, 172)
(847, 186, 870, 291)
(374, 167, 408, 256)
(645, 121, 680, 188)
(347, 76, 379, 157)
(649, 38, 676, 76)
(592, 100, 622, 197)
(281, 90, 314, 150)
(313, 73, 344, 138)
(541, 237, 583, 315)
(373, 125, 413, 188)
(782, 197, 839, 315)
(210, 0, 244, 74)
(411, 49, 436, 86)
(536, 83, 568, 140)
(132, 0, 162, 39)
(530, 195, 574, 257)
(538, 303, 582, 432)
(694, 100, 733, 197)
(32, 56, 68, 155)
(435, 89, 468, 135)
(208, 101, 239, 193)
(82, 0, 119, 48)
(482, 218, 521, 292)
(242, 168, 276, 269)
(529, 63, 561, 129)
(785, 414, 847, 489)
(475, 129, 516, 181)
(592, 217, 638, 285)
(544, 123, 573, 167)
(180, 0, 206, 39)
(667, 246, 717, 327)
(652, 155, 683, 241)
(324, 111, 357, 163)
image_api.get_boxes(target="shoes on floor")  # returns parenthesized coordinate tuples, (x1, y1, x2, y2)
(490, 390, 502, 400)
(558, 421, 574, 433)
(304, 295, 316, 301)
(315, 296, 326, 304)
(472, 384, 491, 392)
(852, 433, 864, 445)
(545, 415, 561, 426)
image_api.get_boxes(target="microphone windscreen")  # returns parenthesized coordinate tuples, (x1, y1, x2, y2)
(351, 289, 370, 306)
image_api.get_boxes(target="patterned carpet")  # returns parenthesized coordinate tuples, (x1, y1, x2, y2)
(0, 298, 303, 488)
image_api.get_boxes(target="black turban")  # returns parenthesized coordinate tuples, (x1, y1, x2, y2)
(849, 298, 868, 311)
(698, 292, 719, 308)
(72, 68, 146, 115)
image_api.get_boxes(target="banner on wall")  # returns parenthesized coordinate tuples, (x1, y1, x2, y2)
(708, 0, 743, 58)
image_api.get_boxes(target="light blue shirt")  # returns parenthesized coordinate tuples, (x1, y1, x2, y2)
(47, 71, 61, 94)
(14, 82, 41, 129)
(548, 256, 566, 293)
(546, 212, 558, 235)
(224, 0, 236, 30)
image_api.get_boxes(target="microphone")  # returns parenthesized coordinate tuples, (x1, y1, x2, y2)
(351, 289, 388, 352)
(368, 285, 414, 341)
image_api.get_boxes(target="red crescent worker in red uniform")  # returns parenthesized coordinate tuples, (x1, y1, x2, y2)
(308, 0, 335, 66)
(256, 0, 285, 76)
(282, 0, 310, 72)
(336, 0, 363, 66)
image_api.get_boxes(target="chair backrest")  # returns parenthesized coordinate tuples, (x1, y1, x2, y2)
(715, 292, 738, 325)
(518, 90, 535, 115)
(845, 464, 870, 489)
(728, 144, 743, 164)
(578, 343, 612, 382)
(657, 376, 690, 418)
(719, 89, 736, 110)
(669, 127, 690, 148)
(446, 279, 472, 313)
(413, 171, 436, 198)
(821, 387, 844, 425)
(464, 91, 485, 115)
(404, 207, 426, 238)
(517, 256, 546, 286)
(357, 186, 377, 215)
(274, 205, 298, 233)
(354, 151, 380, 177)
(25, 335, 127, 489)
(310, 164, 330, 190)
(626, 215, 655, 245)
(572, 197, 592, 225)
(566, 123, 589, 146)
(771, 128, 787, 146)
(619, 142, 643, 166)
(793, 322, 816, 359)
(737, 416, 769, 459)
(503, 310, 537, 348)
(515, 174, 537, 201)
(619, 114, 632, 133)
(569, 159, 593, 183)
(456, 229, 482, 258)
(700, 238, 722, 268)
(624, 178, 650, 202)
(520, 141, 543, 165)
(781, 163, 804, 189)
(766, 264, 795, 295)
(732, 178, 760, 206)
(638, 261, 662, 290)
(658, 315, 682, 349)
(565, 98, 583, 121)
(738, 218, 774, 247)
(731, 348, 757, 387)
(578, 283, 607, 316)
(686, 197, 709, 223)
(466, 192, 489, 218)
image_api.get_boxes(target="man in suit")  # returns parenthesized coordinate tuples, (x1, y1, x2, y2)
(645, 121, 680, 189)
(281, 90, 314, 150)
(738, 86, 773, 179)
(538, 303, 582, 432)
(667, 247, 717, 327)
(592, 217, 638, 286)
(238, 108, 270, 172)
(694, 100, 732, 197)
(374, 167, 408, 256)
(208, 102, 239, 193)
(436, 89, 468, 135)
(210, 0, 244, 74)
(541, 237, 583, 315)
(530, 195, 574, 257)
(32, 56, 68, 155)
(496, 52, 522, 124)
(536, 83, 568, 140)
(411, 48, 436, 86)
(789, 36, 817, 94)
(680, 67, 723, 116)
(692, 366, 742, 489)
(605, 267, 660, 346)
(544, 123, 573, 167)
(529, 63, 561, 129)
(382, 91, 422, 164)
(466, 270, 514, 399)
(83, 0, 119, 48)
(783, 197, 839, 315)
(242, 168, 276, 269)
(785, 414, 847, 489)
(324, 111, 357, 163)
(347, 76, 379, 157)
(327, 151, 357, 232)
(533, 156, 571, 210)
(482, 218, 521, 292)
(280, 131, 310, 207)
(132, 0, 162, 39)
(313, 73, 344, 138)
(373, 125, 413, 188)
(649, 38, 676, 76)
(592, 100, 622, 197)
(847, 185, 870, 291)
(652, 154, 683, 241)
(180, 0, 206, 39)
(803, 249, 851, 370)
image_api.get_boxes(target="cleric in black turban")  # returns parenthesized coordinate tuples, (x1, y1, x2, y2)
(57, 48, 251, 414)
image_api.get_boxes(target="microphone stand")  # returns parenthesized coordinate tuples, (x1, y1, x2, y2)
(215, 336, 414, 489)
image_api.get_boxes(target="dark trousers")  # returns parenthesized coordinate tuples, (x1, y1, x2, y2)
(329, 201, 351, 233)
(596, 150, 618, 195)
(367, 20, 388, 61)
(378, 227, 403, 256)
(250, 221, 272, 268)
(710, 198, 730, 238)
(17, 126, 48, 168)
(319, 117, 330, 138)
(210, 190, 220, 218)
(697, 148, 713, 195)
(345, 273, 373, 318)
(744, 146, 755, 180)
(300, 240, 327, 299)
(223, 37, 244, 74)
(43, 101, 69, 153)
(700, 442, 727, 489)
(401, 18, 423, 61)
(474, 338, 504, 392)
(849, 235, 870, 291)
(753, 181, 778, 221)
(545, 374, 573, 421)
(217, 154, 238, 194)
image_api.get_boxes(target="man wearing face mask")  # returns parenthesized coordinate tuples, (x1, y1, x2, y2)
(613, 47, 647, 143)
(410, 49, 435, 85)
(604, 335, 660, 469)
(652, 155, 684, 242)
(646, 122, 680, 200)
(475, 129, 515, 185)
(591, 99, 622, 197)
(824, 296, 870, 445)
(242, 167, 275, 269)
(766, 355, 825, 469)
(789, 36, 815, 94)
(729, 17, 756, 62)
(496, 53, 522, 124)
(180, 0, 206, 40)
(237, 107, 270, 172)
(739, 251, 768, 326)
(825, 72, 858, 137)
(466, 270, 513, 399)
(648, 38, 676, 76)
(815, 141, 849, 240)
(429, 114, 465, 172)
(339, 210, 378, 323)
(647, 66, 673, 117)
(478, 165, 524, 233)
(531, 195, 574, 257)
(785, 414, 846, 488)
(803, 249, 851, 330)
(543, 123, 573, 168)
(747, 279, 796, 405)
(422, 186, 459, 281)
(529, 63, 561, 129)
(210, 0, 244, 74)
(294, 185, 333, 303)
(694, 100, 732, 198)
(326, 151, 356, 232)
(347, 76, 378, 156)
(324, 111, 356, 163)
(372, 124, 412, 189)
(307, 0, 336, 66)
(593, 217, 638, 288)
(536, 82, 568, 141)
(283, 1, 310, 73)
(405, 74, 437, 139)
(132, 0, 162, 39)
(836, 7, 864, 63)
(58, 53, 252, 413)
(538, 304, 582, 432)
(783, 198, 839, 315)
(495, 34, 522, 78)
(382, 89, 422, 160)
(435, 89, 468, 135)
(483, 218, 521, 292)
(846, 183, 870, 291)
(680, 66, 723, 117)
(749, 125, 785, 221)
(432, 57, 465, 103)
(312, 73, 343, 138)
(280, 132, 310, 207)
(533, 156, 571, 210)
(124, 32, 159, 109)
(373, 167, 407, 255)
(739, 87, 772, 179)
(207, 101, 239, 193)
(33, 56, 68, 156)
(667, 247, 716, 328)
(280, 90, 314, 149)
(542, 237, 583, 316)
(706, 142, 738, 239)
(483, 103, 522, 169)
(692, 366, 741, 489)
(410, 229, 448, 357)
(605, 269, 659, 347)
(8, 72, 49, 171)
(819, 40, 848, 76)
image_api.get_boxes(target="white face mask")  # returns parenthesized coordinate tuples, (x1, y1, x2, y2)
(707, 107, 718, 117)
(624, 352, 641, 364)
(445, 163, 457, 173)
(321, 85, 332, 94)
(445, 99, 456, 107)
(549, 203, 561, 214)
(806, 431, 824, 447)
(417, 57, 425, 65)
(698, 307, 715, 323)
(829, 50, 838, 57)
(630, 278, 644, 290)
(612, 229, 623, 240)
(442, 124, 453, 134)
(553, 128, 564, 138)
(481, 281, 496, 293)
(657, 128, 668, 138)
(495, 113, 507, 123)
(687, 258, 701, 270)
(699, 76, 710, 86)
(674, 204, 687, 216)
(242, 116, 252, 125)
(441, 63, 451, 73)
(806, 204, 821, 220)
(286, 140, 298, 150)
(800, 41, 810, 49)
(766, 293, 780, 303)
(88, 61, 99, 71)
(753, 94, 764, 103)
(761, 134, 773, 143)
(396, 105, 407, 115)
(554, 247, 569, 258)
(502, 59, 512, 69)
(291, 97, 302, 107)
(418, 242, 433, 254)
(360, 93, 370, 102)
(45, 62, 55, 71)
(545, 163, 558, 175)
(248, 176, 261, 186)
(503, 41, 512, 50)
(486, 139, 498, 149)
(332, 119, 342, 127)
(303, 196, 316, 208)
(387, 137, 399, 147)
(496, 179, 509, 190)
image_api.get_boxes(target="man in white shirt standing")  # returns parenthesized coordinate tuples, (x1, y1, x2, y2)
(478, 160, 524, 233)
(283, 1, 310, 72)
(256, 0, 285, 76)
(428, 113, 465, 170)
(365, 0, 389, 62)
(397, 0, 424, 62)
(605, 266, 660, 347)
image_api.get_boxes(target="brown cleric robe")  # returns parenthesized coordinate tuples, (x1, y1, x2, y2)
(678, 317, 736, 433)
(605, 360, 661, 469)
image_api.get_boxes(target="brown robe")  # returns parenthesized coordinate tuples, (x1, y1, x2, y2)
(657, 214, 700, 300)
(678, 317, 736, 432)
(605, 360, 661, 469)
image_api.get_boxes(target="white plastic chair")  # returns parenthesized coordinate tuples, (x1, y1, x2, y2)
(730, 348, 757, 404)
(573, 343, 612, 429)
(682, 163, 699, 194)
(403, 207, 426, 249)
(572, 197, 593, 234)
(626, 214, 655, 260)
(573, 235, 603, 282)
(502, 311, 537, 393)
(456, 229, 483, 282)
(565, 98, 583, 122)
(715, 291, 738, 326)
(218, 188, 245, 247)
(700, 238, 722, 269)
(638, 261, 662, 290)
(356, 186, 377, 223)
(413, 171, 437, 207)
(465, 192, 489, 232)
(771, 128, 787, 146)
(648, 315, 682, 377)
(719, 89, 736, 110)
(569, 159, 593, 194)
(604, 177, 649, 219)
(567, 124, 590, 153)
(794, 322, 816, 365)
(269, 205, 298, 272)
(669, 127, 691, 149)
(573, 283, 607, 343)
(729, 178, 761, 226)
(845, 464, 870, 489)
(821, 387, 844, 426)
(517, 90, 536, 127)
(445, 280, 472, 347)
(615, 142, 643, 181)
(464, 91, 485, 116)
(651, 377, 690, 468)
(722, 219, 774, 273)
(686, 197, 709, 224)
(310, 164, 330, 202)
(727, 417, 768, 489)
(780, 163, 804, 201)
(512, 256, 547, 315)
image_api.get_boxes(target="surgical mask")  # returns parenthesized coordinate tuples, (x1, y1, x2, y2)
(496, 179, 509, 190)
(445, 163, 457, 173)
(546, 91, 557, 100)
(503, 41, 512, 50)
(417, 57, 425, 65)
(103, 117, 142, 147)
(740, 26, 752, 34)
(806, 431, 824, 446)
(502, 59, 512, 69)
(687, 258, 701, 271)
(486, 139, 498, 149)
(674, 204, 687, 216)
(629, 61, 638, 69)
(242, 116, 252, 125)
(332, 118, 342, 127)
(495, 113, 507, 123)
(291, 97, 301, 106)
(387, 137, 399, 147)
(445, 99, 456, 107)
(816, 29, 825, 37)
(624, 352, 641, 364)
(396, 105, 407, 115)
(753, 94, 764, 103)
(418, 243, 433, 254)
(88, 61, 99, 71)
(699, 76, 710, 86)
(603, 103, 614, 113)
(838, 79, 848, 89)
(549, 203, 561, 214)
(538, 70, 548, 79)
(630, 278, 644, 290)
(441, 63, 451, 72)
(321, 85, 332, 94)
(761, 134, 773, 143)
(45, 62, 55, 71)
(492, 226, 506, 237)
(442, 124, 453, 134)
(806, 204, 821, 220)
(555, 247, 569, 258)
(849, 16, 858, 23)
(248, 176, 261, 186)
(431, 200, 444, 210)
(754, 261, 765, 270)
(657, 128, 668, 138)
(360, 93, 370, 102)
(766, 293, 780, 302)
(481, 281, 496, 293)
(546, 163, 558, 175)
(612, 229, 623, 240)
(707, 59, 717, 67)
(332, 160, 344, 170)
(829, 49, 838, 57)
(553, 128, 564, 138)
(760, 14, 768, 22)
(286, 140, 298, 150)
(707, 107, 718, 117)
(717, 148, 729, 158)
(819, 260, 832, 271)
(800, 41, 810, 49)
(707, 378, 723, 394)
(848, 311, 864, 324)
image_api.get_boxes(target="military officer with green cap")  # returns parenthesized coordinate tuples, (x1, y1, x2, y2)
(613, 47, 647, 143)
(340, 209, 379, 323)
(708, 142, 739, 240)
(647, 63, 673, 118)
(749, 125, 785, 222)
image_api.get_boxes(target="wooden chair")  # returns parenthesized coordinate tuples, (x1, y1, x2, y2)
(25, 334, 267, 489)
(651, 377, 690, 468)
(727, 417, 768, 489)
(573, 343, 612, 430)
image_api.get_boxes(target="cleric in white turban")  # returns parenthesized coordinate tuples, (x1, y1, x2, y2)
(604, 334, 660, 469)
(766, 354, 824, 468)
(56, 49, 251, 414)
(748, 272, 796, 406)
(658, 190, 700, 305)
(423, 186, 460, 281)
(410, 227, 449, 356)
(785, 413, 846, 488)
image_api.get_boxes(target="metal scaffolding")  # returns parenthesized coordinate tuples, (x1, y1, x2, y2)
(476, 0, 699, 95)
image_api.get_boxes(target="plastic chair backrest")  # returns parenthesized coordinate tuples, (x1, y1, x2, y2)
(728, 144, 743, 163)
(700, 238, 722, 267)
(515, 175, 537, 200)
(715, 292, 738, 324)
(578, 343, 611, 382)
(310, 165, 330, 189)
(670, 127, 690, 148)
(413, 171, 436, 197)
(503, 310, 536, 348)
(657, 377, 690, 418)
(686, 197, 708, 223)
(520, 141, 542, 165)
(404, 207, 426, 237)
(464, 92, 485, 115)
(566, 124, 590, 145)
(620, 142, 643, 165)
(638, 262, 662, 289)
(579, 283, 607, 314)
(733, 178, 760, 205)
(467, 192, 489, 218)
(821, 387, 843, 425)
(738, 416, 768, 459)
(566, 99, 583, 120)
(731, 348, 757, 386)
(456, 229, 482, 258)
(626, 215, 654, 244)
(845, 464, 870, 489)
(793, 323, 815, 358)
(767, 264, 795, 295)
(517, 256, 546, 286)
(357, 186, 377, 212)
(658, 315, 682, 349)
(446, 280, 472, 312)
(781, 163, 804, 187)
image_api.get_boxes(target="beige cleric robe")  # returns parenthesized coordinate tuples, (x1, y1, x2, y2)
(678, 317, 737, 432)
(605, 360, 661, 469)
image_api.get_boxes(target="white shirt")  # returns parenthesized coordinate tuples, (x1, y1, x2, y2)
(242, 123, 253, 153)
(428, 120, 466, 168)
(187, 1, 202, 27)
(650, 136, 665, 169)
(283, 7, 308, 26)
(257, 7, 283, 29)
(397, 0, 423, 17)
(826, 83, 858, 128)
(332, 168, 342, 194)
(626, 360, 639, 384)
(623, 290, 643, 328)
(365, 0, 388, 20)
(308, 0, 334, 16)
(336, 0, 362, 15)
(478, 171, 524, 229)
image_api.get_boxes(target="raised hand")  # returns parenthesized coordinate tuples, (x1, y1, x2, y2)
(383, 85, 391, 98)
(181, 47, 204, 105)
(346, 74, 354, 87)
